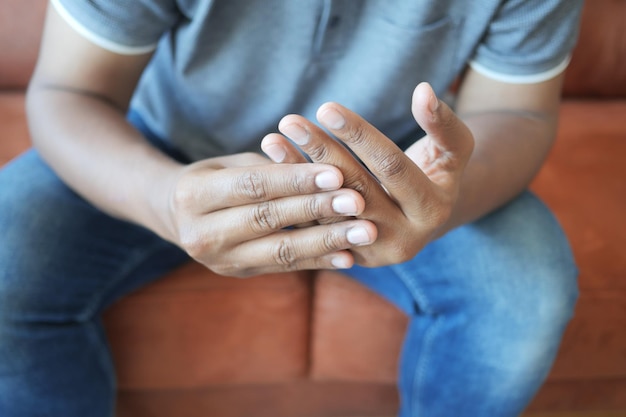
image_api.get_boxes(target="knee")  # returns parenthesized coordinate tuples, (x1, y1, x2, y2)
(471, 192, 579, 331)
(0, 153, 79, 330)
(494, 254, 579, 340)
(505, 197, 579, 334)
(463, 199, 579, 376)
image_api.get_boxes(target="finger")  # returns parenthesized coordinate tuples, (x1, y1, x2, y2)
(216, 250, 356, 278)
(278, 114, 406, 230)
(262, 133, 344, 229)
(262, 134, 327, 228)
(409, 82, 474, 187)
(230, 219, 378, 275)
(204, 188, 366, 244)
(314, 102, 432, 197)
(179, 163, 345, 213)
(261, 133, 309, 164)
(278, 114, 384, 204)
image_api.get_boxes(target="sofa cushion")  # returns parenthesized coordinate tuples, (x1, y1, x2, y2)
(309, 271, 408, 383)
(104, 264, 313, 390)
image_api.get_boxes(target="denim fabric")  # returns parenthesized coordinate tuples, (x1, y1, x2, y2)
(344, 191, 578, 416)
(0, 150, 577, 416)
(0, 150, 190, 416)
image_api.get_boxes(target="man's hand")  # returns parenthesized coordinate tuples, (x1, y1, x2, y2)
(261, 83, 474, 267)
(161, 153, 376, 277)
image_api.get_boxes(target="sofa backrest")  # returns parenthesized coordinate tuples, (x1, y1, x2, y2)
(0, 0, 47, 90)
(0, 0, 624, 97)
(562, 0, 626, 98)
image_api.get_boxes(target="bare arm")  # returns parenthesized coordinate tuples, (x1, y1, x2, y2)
(27, 4, 374, 276)
(27, 4, 176, 236)
(427, 67, 563, 230)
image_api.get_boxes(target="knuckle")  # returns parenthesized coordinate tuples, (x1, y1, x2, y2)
(172, 182, 196, 210)
(344, 123, 369, 146)
(376, 153, 407, 180)
(249, 201, 282, 232)
(272, 239, 297, 266)
(321, 228, 344, 252)
(306, 142, 333, 162)
(290, 172, 310, 194)
(236, 171, 267, 200)
(346, 179, 370, 200)
(303, 196, 325, 220)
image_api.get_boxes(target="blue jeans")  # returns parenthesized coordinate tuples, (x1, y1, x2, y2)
(0, 143, 577, 415)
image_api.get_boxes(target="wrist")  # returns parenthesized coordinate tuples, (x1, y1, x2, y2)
(143, 160, 186, 243)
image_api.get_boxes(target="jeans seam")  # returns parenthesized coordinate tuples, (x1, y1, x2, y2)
(413, 315, 441, 417)
(391, 262, 434, 316)
(390, 261, 440, 417)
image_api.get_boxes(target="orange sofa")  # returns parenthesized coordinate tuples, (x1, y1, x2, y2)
(1, 1, 625, 416)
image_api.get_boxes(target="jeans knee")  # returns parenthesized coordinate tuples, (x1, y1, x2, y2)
(514, 257, 578, 337)
(474, 192, 579, 334)
(440, 193, 580, 377)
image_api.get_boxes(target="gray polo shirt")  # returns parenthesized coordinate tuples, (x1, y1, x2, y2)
(52, 0, 583, 161)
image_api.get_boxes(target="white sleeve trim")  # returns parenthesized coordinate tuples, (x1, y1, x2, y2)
(51, 0, 157, 55)
(469, 56, 571, 84)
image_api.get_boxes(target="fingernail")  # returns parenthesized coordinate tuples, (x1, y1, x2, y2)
(263, 144, 287, 163)
(331, 255, 350, 269)
(347, 226, 371, 245)
(280, 123, 309, 146)
(315, 171, 341, 190)
(319, 108, 345, 130)
(332, 195, 358, 215)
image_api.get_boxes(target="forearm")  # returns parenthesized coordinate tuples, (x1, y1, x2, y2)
(26, 85, 182, 240)
(438, 110, 557, 234)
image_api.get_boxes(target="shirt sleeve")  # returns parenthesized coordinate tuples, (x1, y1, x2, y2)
(51, 0, 181, 55)
(469, 0, 584, 84)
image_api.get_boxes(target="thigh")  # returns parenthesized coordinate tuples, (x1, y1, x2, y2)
(0, 150, 189, 416)
(344, 191, 578, 417)
(0, 149, 189, 324)
(347, 190, 578, 318)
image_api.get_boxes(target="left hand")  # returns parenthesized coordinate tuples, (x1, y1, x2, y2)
(261, 82, 474, 267)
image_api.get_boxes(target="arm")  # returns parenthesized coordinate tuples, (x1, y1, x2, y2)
(422, 67, 563, 230)
(27, 4, 174, 235)
(262, 70, 564, 266)
(27, 4, 372, 276)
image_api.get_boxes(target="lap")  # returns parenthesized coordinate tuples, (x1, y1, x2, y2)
(0, 150, 578, 324)
(345, 191, 578, 319)
(0, 149, 189, 321)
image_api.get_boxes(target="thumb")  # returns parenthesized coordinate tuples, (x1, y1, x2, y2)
(410, 82, 474, 184)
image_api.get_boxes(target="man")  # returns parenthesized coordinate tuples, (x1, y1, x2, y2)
(0, 0, 583, 416)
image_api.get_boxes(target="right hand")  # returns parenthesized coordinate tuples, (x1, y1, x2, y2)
(159, 153, 377, 277)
